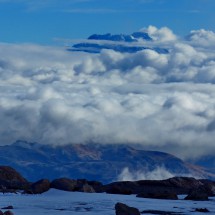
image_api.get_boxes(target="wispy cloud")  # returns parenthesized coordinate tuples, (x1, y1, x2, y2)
(64, 8, 120, 14)
(64, 8, 202, 14)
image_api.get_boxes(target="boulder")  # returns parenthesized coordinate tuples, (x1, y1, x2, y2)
(184, 188, 209, 201)
(137, 191, 178, 200)
(106, 185, 132, 195)
(0, 166, 29, 190)
(51, 178, 77, 191)
(105, 177, 209, 196)
(195, 208, 210, 212)
(1, 206, 13, 210)
(81, 184, 95, 193)
(87, 180, 104, 192)
(0, 166, 27, 182)
(3, 211, 14, 215)
(27, 179, 50, 194)
(200, 180, 215, 196)
(115, 202, 140, 215)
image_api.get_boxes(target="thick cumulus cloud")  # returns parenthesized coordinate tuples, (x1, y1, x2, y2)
(0, 27, 215, 159)
(141, 25, 177, 42)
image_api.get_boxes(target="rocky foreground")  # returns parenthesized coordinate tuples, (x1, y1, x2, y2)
(0, 165, 214, 215)
(0, 166, 214, 199)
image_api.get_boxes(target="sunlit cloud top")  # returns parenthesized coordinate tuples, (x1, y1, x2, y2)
(0, 26, 215, 160)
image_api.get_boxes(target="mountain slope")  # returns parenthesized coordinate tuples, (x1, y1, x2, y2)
(192, 155, 215, 174)
(0, 140, 213, 183)
(88, 32, 152, 42)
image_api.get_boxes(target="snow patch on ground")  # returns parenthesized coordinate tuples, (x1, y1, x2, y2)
(0, 189, 214, 215)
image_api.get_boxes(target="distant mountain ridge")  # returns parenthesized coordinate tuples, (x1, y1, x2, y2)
(0, 140, 214, 183)
(69, 31, 168, 54)
(88, 32, 152, 42)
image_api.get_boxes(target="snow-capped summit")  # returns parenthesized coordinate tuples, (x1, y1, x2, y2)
(88, 33, 137, 42)
(70, 31, 168, 53)
(87, 31, 152, 42)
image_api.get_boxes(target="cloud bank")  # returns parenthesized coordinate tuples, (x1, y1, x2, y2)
(0, 26, 215, 159)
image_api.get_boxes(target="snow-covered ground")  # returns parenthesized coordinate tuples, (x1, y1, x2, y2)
(0, 189, 214, 215)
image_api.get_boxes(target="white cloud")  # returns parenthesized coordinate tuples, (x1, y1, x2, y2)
(141, 25, 177, 42)
(187, 29, 215, 47)
(117, 167, 175, 181)
(0, 28, 215, 160)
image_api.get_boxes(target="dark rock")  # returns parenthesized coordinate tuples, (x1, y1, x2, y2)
(1, 206, 13, 210)
(74, 179, 88, 191)
(87, 180, 104, 192)
(200, 180, 215, 196)
(106, 185, 132, 195)
(184, 188, 209, 201)
(81, 184, 95, 193)
(168, 177, 203, 189)
(0, 166, 29, 190)
(0, 210, 3, 215)
(105, 177, 211, 196)
(137, 191, 178, 200)
(27, 179, 50, 194)
(51, 178, 77, 191)
(115, 202, 140, 215)
(3, 211, 14, 215)
(195, 208, 210, 212)
(0, 166, 27, 182)
(141, 210, 184, 215)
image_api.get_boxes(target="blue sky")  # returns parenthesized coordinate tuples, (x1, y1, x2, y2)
(0, 0, 214, 44)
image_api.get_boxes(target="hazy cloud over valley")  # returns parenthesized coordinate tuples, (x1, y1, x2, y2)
(1, 26, 215, 159)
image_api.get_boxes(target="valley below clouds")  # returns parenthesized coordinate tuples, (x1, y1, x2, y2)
(1, 26, 215, 159)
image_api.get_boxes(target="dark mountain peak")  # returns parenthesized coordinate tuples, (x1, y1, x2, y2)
(132, 32, 153, 41)
(88, 31, 152, 42)
(71, 31, 167, 54)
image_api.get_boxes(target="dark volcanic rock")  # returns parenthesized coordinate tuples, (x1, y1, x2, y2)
(200, 179, 215, 196)
(137, 191, 178, 200)
(51, 178, 77, 191)
(105, 177, 212, 196)
(106, 185, 132, 195)
(3, 211, 14, 215)
(115, 202, 140, 215)
(0, 166, 26, 182)
(27, 179, 50, 194)
(50, 178, 103, 193)
(1, 206, 13, 210)
(81, 184, 95, 193)
(87, 180, 103, 192)
(195, 208, 210, 212)
(0, 166, 29, 190)
(184, 188, 209, 201)
(141, 210, 184, 215)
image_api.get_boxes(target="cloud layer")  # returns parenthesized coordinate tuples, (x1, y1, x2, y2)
(0, 26, 215, 159)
